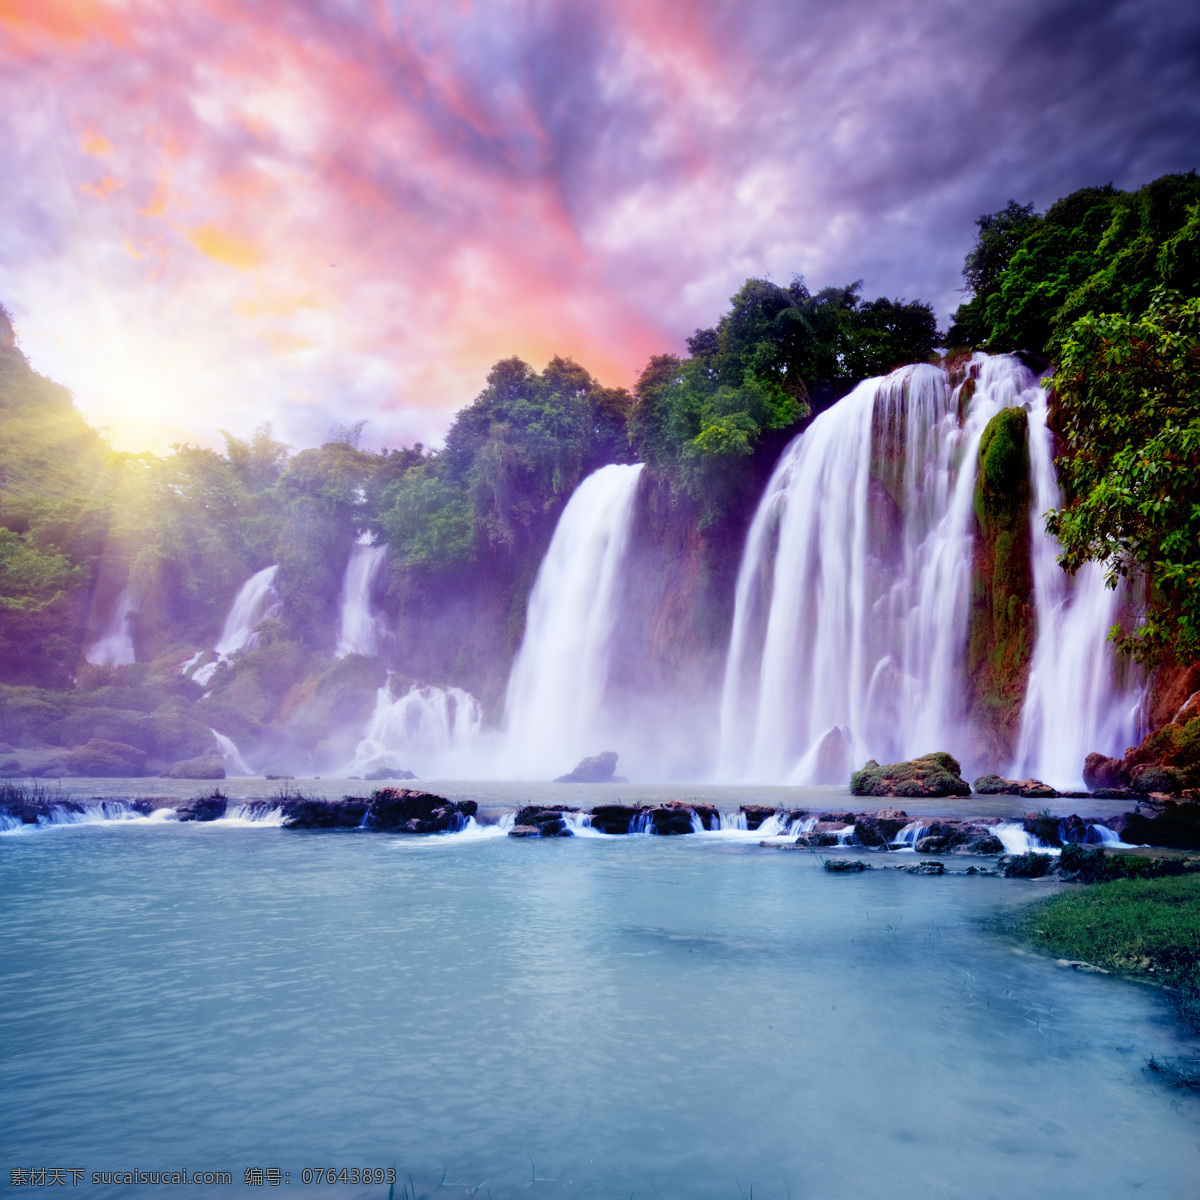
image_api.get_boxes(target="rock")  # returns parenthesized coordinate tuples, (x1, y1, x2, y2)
(364, 767, 417, 781)
(824, 859, 869, 872)
(854, 814, 910, 846)
(999, 851, 1057, 878)
(0, 757, 23, 778)
(650, 801, 698, 836)
(588, 803, 645, 835)
(1083, 752, 1129, 791)
(914, 835, 949, 853)
(740, 804, 778, 830)
(972, 774, 1058, 798)
(555, 751, 619, 783)
(265, 774, 295, 781)
(280, 797, 369, 829)
(812, 725, 853, 785)
(509, 806, 579, 837)
(1130, 764, 1185, 796)
(64, 739, 148, 777)
(689, 803, 721, 831)
(176, 791, 229, 822)
(963, 833, 1005, 855)
(898, 860, 945, 875)
(850, 752, 970, 798)
(795, 831, 839, 847)
(1113, 801, 1200, 850)
(1022, 812, 1062, 847)
(165, 753, 226, 780)
(878, 809, 908, 820)
(507, 824, 543, 837)
(364, 788, 477, 833)
(817, 811, 855, 823)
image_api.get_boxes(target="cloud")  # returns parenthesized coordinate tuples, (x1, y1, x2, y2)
(0, 0, 1197, 453)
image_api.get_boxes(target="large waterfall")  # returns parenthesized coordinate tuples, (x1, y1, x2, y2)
(85, 586, 138, 666)
(192, 565, 281, 686)
(503, 462, 645, 778)
(718, 355, 1141, 787)
(1013, 401, 1143, 786)
(336, 539, 389, 658)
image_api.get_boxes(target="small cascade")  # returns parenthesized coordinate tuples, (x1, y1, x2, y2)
(336, 539, 389, 658)
(1012, 399, 1144, 788)
(994, 822, 1059, 855)
(85, 586, 138, 666)
(210, 729, 253, 776)
(719, 357, 1034, 783)
(503, 463, 645, 778)
(628, 809, 655, 835)
(348, 677, 483, 777)
(192, 566, 281, 686)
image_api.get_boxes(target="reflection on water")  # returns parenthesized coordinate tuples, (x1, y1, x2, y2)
(1, 824, 1197, 1198)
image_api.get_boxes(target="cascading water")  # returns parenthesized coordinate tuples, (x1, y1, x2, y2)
(347, 678, 483, 777)
(85, 586, 137, 666)
(1011, 398, 1143, 788)
(192, 565, 281, 685)
(336, 539, 389, 658)
(503, 462, 645, 778)
(210, 729, 254, 775)
(719, 357, 1034, 783)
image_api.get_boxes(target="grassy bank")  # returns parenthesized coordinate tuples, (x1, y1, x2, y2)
(1022, 873, 1200, 1032)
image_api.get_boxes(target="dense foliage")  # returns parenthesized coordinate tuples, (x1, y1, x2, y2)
(1047, 291, 1200, 665)
(949, 172, 1200, 355)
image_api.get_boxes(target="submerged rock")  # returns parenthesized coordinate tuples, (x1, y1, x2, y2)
(897, 860, 945, 875)
(555, 751, 619, 783)
(850, 752, 970, 798)
(972, 774, 1058, 798)
(364, 788, 477, 833)
(824, 858, 869, 872)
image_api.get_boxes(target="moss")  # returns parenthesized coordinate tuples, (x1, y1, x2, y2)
(851, 751, 971, 797)
(966, 406, 1035, 767)
(1020, 874, 1200, 1030)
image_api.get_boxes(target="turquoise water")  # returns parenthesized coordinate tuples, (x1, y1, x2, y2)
(2, 820, 1198, 1198)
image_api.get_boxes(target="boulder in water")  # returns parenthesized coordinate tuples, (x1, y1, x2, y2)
(812, 725, 853, 785)
(824, 858, 869, 872)
(165, 753, 226, 780)
(509, 806, 579, 837)
(364, 767, 417, 782)
(999, 851, 1057, 878)
(740, 804, 779, 830)
(176, 790, 228, 822)
(650, 802, 697, 836)
(854, 813, 910, 846)
(973, 774, 1058, 798)
(1112, 801, 1200, 850)
(850, 752, 970, 798)
(588, 803, 645, 834)
(364, 788, 477, 833)
(280, 797, 369, 829)
(1083, 753, 1129, 791)
(555, 751, 619, 783)
(64, 738, 147, 777)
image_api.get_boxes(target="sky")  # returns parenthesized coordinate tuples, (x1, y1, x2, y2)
(1, 0, 1198, 455)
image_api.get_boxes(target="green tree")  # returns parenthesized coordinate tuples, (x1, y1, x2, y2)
(1047, 291, 1200, 665)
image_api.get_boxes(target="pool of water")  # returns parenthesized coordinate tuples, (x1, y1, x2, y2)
(2, 821, 1197, 1198)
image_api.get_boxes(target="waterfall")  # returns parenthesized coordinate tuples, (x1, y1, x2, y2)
(718, 357, 1036, 783)
(502, 462, 645, 778)
(336, 539, 389, 658)
(210, 729, 254, 775)
(85, 586, 137, 666)
(347, 678, 483, 777)
(1011, 397, 1143, 788)
(192, 565, 281, 685)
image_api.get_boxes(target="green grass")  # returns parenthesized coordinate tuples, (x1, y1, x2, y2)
(1022, 874, 1200, 1029)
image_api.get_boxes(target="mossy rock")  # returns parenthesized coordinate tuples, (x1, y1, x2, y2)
(850, 752, 971, 797)
(63, 738, 147, 777)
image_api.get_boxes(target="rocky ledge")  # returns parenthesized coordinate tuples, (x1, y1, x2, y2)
(850, 752, 972, 798)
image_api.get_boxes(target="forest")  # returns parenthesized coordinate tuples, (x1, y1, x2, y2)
(0, 169, 1197, 778)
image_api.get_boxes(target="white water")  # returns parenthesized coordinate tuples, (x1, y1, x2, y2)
(719, 357, 1033, 783)
(503, 463, 645, 778)
(347, 678, 483, 777)
(211, 729, 254, 776)
(85, 586, 137, 666)
(1012, 396, 1143, 788)
(336, 539, 389, 658)
(192, 565, 281, 685)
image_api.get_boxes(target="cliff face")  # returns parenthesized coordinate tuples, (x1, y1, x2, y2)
(965, 406, 1036, 770)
